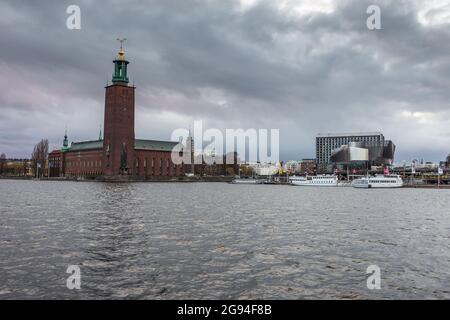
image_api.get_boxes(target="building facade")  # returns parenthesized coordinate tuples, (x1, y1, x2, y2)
(48, 45, 238, 179)
(285, 159, 317, 175)
(0, 159, 32, 177)
(50, 46, 187, 179)
(298, 159, 317, 175)
(48, 150, 62, 177)
(316, 132, 395, 173)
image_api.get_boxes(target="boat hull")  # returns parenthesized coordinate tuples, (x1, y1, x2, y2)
(291, 181, 338, 187)
(231, 179, 263, 184)
(352, 175, 404, 189)
(353, 183, 403, 189)
(290, 175, 339, 187)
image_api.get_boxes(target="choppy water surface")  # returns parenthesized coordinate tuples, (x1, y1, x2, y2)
(0, 180, 449, 299)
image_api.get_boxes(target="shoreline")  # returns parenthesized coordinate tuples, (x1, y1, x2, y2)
(2, 176, 450, 188)
(0, 176, 234, 183)
(402, 184, 450, 189)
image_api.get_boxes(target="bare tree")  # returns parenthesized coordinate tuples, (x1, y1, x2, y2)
(0, 153, 6, 175)
(31, 139, 49, 178)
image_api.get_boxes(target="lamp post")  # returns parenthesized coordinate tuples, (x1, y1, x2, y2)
(438, 167, 443, 189)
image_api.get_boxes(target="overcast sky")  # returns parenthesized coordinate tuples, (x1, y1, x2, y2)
(1, 0, 450, 163)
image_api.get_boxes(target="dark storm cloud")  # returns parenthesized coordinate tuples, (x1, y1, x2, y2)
(0, 0, 449, 162)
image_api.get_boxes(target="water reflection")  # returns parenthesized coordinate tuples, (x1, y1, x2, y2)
(81, 184, 151, 299)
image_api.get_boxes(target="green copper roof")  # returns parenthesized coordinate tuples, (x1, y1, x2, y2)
(135, 139, 179, 152)
(67, 139, 178, 152)
(69, 140, 103, 151)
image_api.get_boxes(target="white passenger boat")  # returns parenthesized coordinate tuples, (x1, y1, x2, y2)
(290, 175, 339, 187)
(231, 178, 264, 184)
(337, 181, 352, 187)
(352, 175, 404, 189)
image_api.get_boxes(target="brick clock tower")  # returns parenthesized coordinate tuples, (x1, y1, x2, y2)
(103, 41, 135, 176)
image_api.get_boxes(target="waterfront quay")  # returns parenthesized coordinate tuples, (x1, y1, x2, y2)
(403, 184, 450, 189)
(0, 175, 235, 183)
(1, 175, 450, 189)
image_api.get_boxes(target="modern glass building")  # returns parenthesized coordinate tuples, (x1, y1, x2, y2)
(316, 132, 395, 173)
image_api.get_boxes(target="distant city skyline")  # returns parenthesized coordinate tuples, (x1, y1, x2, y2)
(1, 0, 450, 162)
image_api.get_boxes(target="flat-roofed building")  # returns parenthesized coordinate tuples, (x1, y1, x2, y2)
(316, 132, 395, 173)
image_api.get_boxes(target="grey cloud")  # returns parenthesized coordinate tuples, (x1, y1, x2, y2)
(0, 0, 449, 162)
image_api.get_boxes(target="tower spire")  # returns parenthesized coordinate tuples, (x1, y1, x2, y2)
(116, 38, 127, 60)
(112, 38, 129, 85)
(118, 38, 126, 49)
(62, 127, 69, 152)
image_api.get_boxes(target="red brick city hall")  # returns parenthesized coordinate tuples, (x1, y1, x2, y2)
(48, 46, 237, 180)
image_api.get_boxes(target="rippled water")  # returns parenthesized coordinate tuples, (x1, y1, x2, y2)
(0, 180, 449, 300)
